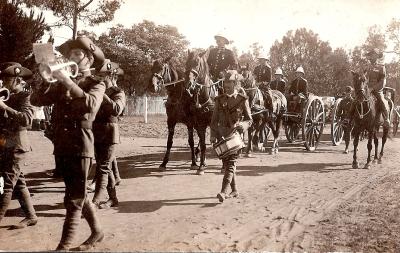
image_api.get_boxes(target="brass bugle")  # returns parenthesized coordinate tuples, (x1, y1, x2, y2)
(39, 61, 79, 83)
(0, 87, 10, 102)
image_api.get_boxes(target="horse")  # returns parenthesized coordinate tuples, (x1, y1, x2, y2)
(240, 69, 287, 154)
(350, 71, 391, 169)
(148, 59, 198, 171)
(185, 50, 218, 174)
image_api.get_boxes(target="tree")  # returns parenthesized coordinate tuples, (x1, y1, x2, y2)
(0, 0, 47, 67)
(21, 0, 122, 39)
(387, 18, 400, 55)
(269, 28, 340, 95)
(96, 21, 189, 96)
(361, 25, 386, 55)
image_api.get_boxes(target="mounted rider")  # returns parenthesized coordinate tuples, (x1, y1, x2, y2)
(207, 32, 238, 91)
(288, 66, 308, 113)
(254, 52, 272, 92)
(269, 67, 286, 94)
(364, 48, 390, 127)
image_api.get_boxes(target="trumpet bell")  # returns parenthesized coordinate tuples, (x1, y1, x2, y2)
(0, 88, 10, 102)
(39, 61, 79, 83)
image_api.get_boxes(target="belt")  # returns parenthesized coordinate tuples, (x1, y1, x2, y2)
(62, 120, 93, 130)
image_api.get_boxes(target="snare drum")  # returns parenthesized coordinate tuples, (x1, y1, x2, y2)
(213, 131, 244, 159)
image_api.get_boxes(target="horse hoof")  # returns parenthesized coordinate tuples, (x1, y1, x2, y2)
(378, 159, 383, 164)
(364, 163, 371, 169)
(352, 162, 359, 169)
(159, 165, 167, 172)
(372, 159, 378, 165)
(343, 149, 349, 154)
(196, 169, 205, 175)
(244, 153, 252, 158)
(190, 164, 198, 170)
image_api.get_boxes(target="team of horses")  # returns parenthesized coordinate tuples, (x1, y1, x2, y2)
(148, 53, 394, 172)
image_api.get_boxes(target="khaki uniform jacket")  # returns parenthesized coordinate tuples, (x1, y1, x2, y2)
(289, 77, 308, 96)
(0, 91, 34, 152)
(270, 79, 286, 94)
(93, 86, 126, 144)
(210, 93, 252, 140)
(31, 76, 105, 158)
(366, 63, 386, 91)
(254, 64, 272, 84)
(207, 47, 238, 80)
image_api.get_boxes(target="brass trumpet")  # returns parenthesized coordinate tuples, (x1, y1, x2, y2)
(0, 87, 10, 102)
(39, 61, 79, 83)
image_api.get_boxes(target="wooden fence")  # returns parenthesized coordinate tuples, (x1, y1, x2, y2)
(124, 96, 167, 119)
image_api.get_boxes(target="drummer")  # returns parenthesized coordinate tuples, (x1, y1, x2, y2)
(210, 70, 252, 203)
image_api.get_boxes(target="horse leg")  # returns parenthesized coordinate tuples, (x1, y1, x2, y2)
(379, 125, 389, 164)
(372, 131, 379, 164)
(188, 126, 198, 170)
(273, 116, 283, 154)
(245, 126, 253, 157)
(344, 127, 351, 154)
(352, 131, 360, 169)
(196, 128, 207, 175)
(364, 131, 373, 169)
(195, 143, 201, 163)
(160, 121, 176, 171)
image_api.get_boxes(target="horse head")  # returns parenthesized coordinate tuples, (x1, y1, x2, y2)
(351, 70, 368, 98)
(148, 59, 178, 94)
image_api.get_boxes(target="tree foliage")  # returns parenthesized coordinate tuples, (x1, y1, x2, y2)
(21, 0, 122, 39)
(269, 28, 350, 96)
(0, 0, 47, 67)
(96, 21, 189, 96)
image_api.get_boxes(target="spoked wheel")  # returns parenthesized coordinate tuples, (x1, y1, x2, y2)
(302, 96, 325, 151)
(331, 98, 344, 146)
(284, 120, 301, 143)
(393, 108, 399, 136)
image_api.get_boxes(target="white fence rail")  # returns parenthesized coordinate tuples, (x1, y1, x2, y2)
(124, 96, 167, 117)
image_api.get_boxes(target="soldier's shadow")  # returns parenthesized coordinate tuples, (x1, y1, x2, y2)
(117, 197, 218, 213)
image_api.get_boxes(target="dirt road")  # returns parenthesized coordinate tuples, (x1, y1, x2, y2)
(0, 123, 399, 251)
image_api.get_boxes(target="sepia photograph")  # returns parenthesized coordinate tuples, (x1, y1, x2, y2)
(1, 0, 400, 251)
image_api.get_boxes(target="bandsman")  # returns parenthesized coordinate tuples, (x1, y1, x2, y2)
(210, 70, 252, 202)
(92, 59, 126, 209)
(0, 62, 38, 229)
(31, 36, 106, 251)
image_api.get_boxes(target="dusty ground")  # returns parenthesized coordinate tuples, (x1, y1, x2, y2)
(0, 115, 400, 252)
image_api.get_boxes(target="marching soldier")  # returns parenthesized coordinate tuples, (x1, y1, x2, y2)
(288, 66, 308, 112)
(254, 52, 272, 92)
(0, 62, 38, 229)
(210, 70, 252, 202)
(92, 59, 126, 209)
(31, 36, 106, 251)
(269, 67, 286, 94)
(364, 48, 389, 127)
(207, 33, 238, 84)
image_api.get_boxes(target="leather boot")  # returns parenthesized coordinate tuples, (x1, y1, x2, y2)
(217, 178, 230, 203)
(0, 191, 12, 223)
(112, 159, 122, 186)
(92, 172, 108, 204)
(229, 174, 239, 198)
(99, 187, 118, 209)
(11, 188, 38, 229)
(56, 212, 80, 251)
(77, 199, 104, 251)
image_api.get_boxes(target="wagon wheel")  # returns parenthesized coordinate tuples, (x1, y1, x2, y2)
(331, 98, 344, 146)
(302, 96, 325, 151)
(284, 120, 300, 143)
(393, 109, 399, 136)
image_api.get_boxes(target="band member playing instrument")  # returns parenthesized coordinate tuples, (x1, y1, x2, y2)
(31, 36, 106, 251)
(210, 70, 252, 202)
(92, 60, 126, 209)
(0, 62, 38, 229)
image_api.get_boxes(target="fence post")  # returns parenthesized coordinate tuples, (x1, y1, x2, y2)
(144, 95, 148, 123)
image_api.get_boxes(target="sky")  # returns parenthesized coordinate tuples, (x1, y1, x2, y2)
(40, 0, 400, 57)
